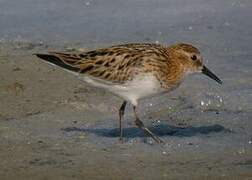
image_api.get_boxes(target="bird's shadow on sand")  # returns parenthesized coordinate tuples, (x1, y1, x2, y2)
(61, 123, 231, 138)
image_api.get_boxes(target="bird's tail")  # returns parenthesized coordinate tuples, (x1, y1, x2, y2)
(35, 53, 80, 72)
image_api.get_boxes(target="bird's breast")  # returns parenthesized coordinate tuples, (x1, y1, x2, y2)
(110, 73, 168, 105)
(81, 73, 169, 105)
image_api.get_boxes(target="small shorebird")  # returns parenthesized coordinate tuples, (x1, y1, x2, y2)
(36, 43, 222, 144)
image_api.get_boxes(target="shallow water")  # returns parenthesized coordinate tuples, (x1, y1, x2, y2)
(0, 0, 252, 179)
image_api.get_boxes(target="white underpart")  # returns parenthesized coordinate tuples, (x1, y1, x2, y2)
(81, 73, 164, 106)
(42, 61, 164, 106)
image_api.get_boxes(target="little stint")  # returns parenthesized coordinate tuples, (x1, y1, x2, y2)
(36, 43, 222, 143)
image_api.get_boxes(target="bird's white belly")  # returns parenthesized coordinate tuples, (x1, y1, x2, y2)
(81, 73, 164, 105)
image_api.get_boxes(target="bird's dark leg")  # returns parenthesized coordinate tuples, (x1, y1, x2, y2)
(119, 101, 127, 141)
(133, 106, 164, 144)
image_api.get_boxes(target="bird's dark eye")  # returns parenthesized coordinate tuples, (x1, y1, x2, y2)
(191, 55, 197, 61)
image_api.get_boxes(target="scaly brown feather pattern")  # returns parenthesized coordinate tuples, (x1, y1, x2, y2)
(37, 43, 198, 89)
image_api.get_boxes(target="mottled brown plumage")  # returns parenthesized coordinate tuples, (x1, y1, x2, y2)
(36, 43, 222, 144)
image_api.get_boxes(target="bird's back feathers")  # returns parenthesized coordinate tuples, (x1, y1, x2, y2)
(35, 43, 170, 84)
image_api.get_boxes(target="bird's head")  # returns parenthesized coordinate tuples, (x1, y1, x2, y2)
(169, 43, 222, 84)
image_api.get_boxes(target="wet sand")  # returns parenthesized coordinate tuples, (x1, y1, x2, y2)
(1, 0, 252, 179)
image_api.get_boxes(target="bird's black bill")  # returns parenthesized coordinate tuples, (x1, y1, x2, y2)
(202, 66, 222, 84)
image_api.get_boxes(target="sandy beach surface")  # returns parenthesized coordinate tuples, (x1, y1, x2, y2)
(0, 0, 252, 179)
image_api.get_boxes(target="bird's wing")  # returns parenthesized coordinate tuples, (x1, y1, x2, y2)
(35, 44, 168, 83)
